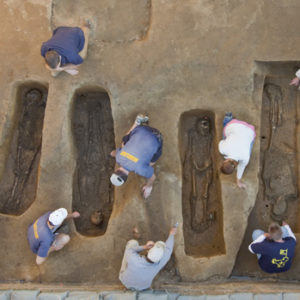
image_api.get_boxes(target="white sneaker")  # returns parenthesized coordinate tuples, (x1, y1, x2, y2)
(135, 114, 149, 125)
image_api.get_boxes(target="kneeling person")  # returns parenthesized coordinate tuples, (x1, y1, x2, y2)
(27, 208, 80, 265)
(110, 114, 163, 199)
(248, 222, 296, 273)
(119, 225, 177, 291)
(218, 113, 256, 189)
(41, 24, 90, 77)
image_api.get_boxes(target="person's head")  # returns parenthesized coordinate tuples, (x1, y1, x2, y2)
(221, 159, 238, 175)
(45, 50, 61, 69)
(196, 117, 210, 136)
(146, 241, 166, 263)
(110, 169, 128, 186)
(268, 223, 283, 241)
(48, 208, 68, 227)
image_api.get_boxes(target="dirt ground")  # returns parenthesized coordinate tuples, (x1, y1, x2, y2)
(0, 0, 300, 288)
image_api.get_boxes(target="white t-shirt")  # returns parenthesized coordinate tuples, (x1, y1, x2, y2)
(219, 120, 256, 179)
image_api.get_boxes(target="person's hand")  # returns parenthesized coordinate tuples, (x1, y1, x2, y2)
(142, 185, 153, 199)
(169, 227, 177, 235)
(282, 221, 288, 226)
(237, 179, 247, 189)
(110, 150, 116, 157)
(72, 211, 80, 218)
(144, 241, 154, 250)
(289, 77, 300, 86)
(264, 232, 271, 239)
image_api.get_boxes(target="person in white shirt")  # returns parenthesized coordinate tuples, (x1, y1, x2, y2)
(218, 113, 256, 189)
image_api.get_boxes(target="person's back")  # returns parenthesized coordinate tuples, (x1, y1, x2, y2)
(27, 211, 54, 257)
(41, 26, 85, 66)
(219, 120, 255, 162)
(219, 118, 256, 188)
(249, 222, 297, 274)
(116, 125, 160, 177)
(252, 237, 296, 273)
(119, 233, 174, 290)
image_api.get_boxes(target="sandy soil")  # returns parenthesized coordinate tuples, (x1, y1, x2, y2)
(0, 0, 299, 288)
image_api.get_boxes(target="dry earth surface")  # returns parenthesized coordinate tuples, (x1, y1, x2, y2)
(0, 0, 300, 292)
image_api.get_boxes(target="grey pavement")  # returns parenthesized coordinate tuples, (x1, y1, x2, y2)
(1, 290, 300, 300)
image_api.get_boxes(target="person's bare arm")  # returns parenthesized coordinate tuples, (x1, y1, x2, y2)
(67, 211, 80, 219)
(142, 174, 156, 199)
(290, 70, 300, 86)
(290, 77, 300, 86)
(237, 178, 247, 189)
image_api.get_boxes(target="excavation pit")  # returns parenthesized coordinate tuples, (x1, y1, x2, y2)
(179, 110, 225, 258)
(0, 82, 48, 215)
(71, 88, 115, 237)
(232, 62, 300, 279)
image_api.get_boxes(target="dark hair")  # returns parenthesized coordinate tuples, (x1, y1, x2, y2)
(115, 169, 128, 183)
(45, 50, 60, 69)
(268, 223, 282, 241)
(48, 220, 54, 226)
(220, 159, 236, 174)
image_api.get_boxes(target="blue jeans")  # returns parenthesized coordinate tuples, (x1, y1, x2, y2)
(223, 115, 233, 127)
(222, 115, 233, 139)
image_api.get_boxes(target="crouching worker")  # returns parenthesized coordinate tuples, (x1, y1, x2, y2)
(248, 222, 296, 273)
(27, 208, 80, 265)
(218, 112, 256, 189)
(110, 114, 163, 199)
(119, 225, 177, 291)
(41, 23, 90, 77)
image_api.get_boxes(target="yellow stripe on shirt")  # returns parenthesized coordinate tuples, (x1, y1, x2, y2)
(120, 151, 139, 163)
(33, 220, 39, 239)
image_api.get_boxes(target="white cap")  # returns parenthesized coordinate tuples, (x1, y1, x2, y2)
(49, 208, 68, 226)
(110, 170, 128, 186)
(147, 241, 166, 263)
(110, 173, 124, 186)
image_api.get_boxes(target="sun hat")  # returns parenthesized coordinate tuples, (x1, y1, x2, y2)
(147, 241, 166, 263)
(49, 208, 68, 226)
(110, 170, 128, 186)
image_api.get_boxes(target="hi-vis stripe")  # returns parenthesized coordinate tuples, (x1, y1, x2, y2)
(33, 220, 39, 239)
(120, 151, 139, 163)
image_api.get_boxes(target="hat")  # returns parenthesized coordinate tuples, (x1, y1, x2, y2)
(147, 241, 166, 263)
(110, 170, 128, 186)
(49, 208, 68, 226)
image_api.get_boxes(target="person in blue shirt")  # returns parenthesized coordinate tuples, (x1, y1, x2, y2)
(27, 208, 80, 265)
(41, 23, 90, 77)
(110, 114, 163, 199)
(248, 222, 296, 273)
